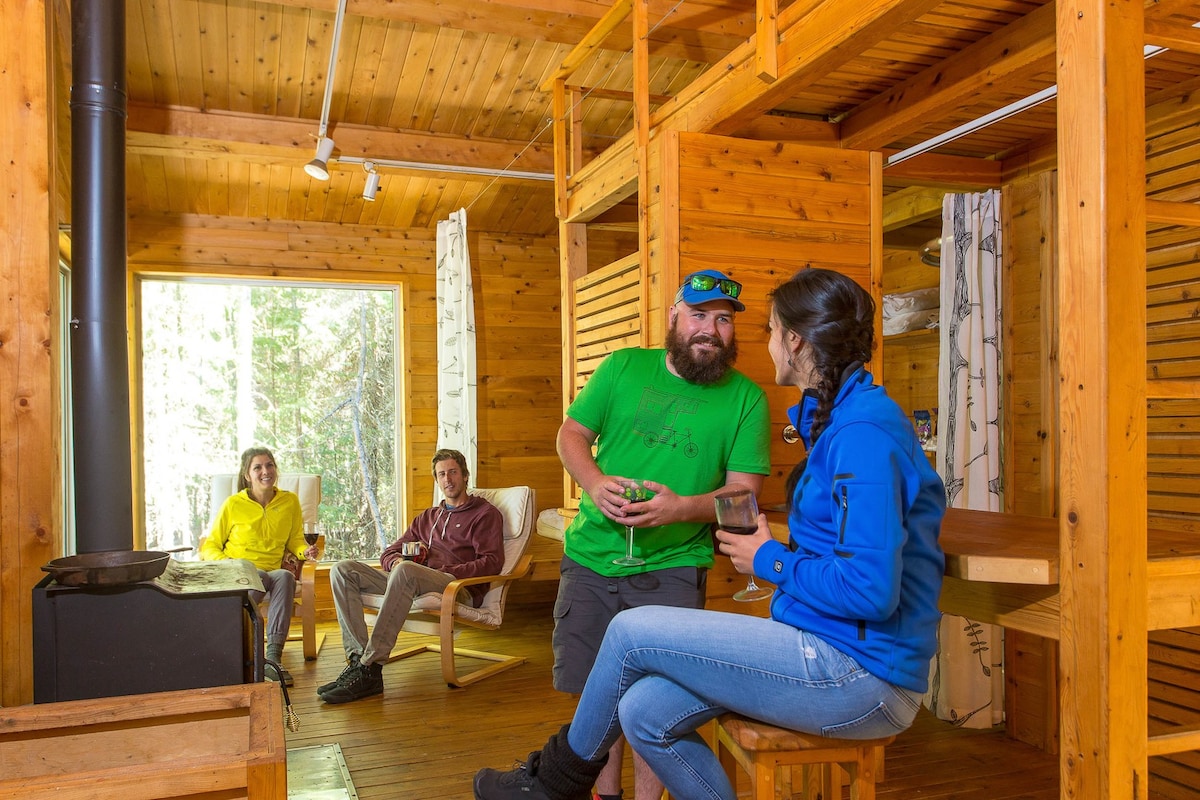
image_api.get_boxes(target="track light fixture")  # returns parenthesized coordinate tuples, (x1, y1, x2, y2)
(362, 162, 380, 201)
(304, 137, 336, 180)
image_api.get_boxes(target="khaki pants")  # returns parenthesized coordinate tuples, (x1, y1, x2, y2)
(329, 559, 469, 664)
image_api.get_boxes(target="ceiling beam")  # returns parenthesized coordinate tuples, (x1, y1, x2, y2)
(652, 0, 945, 137)
(882, 186, 945, 232)
(270, 0, 752, 64)
(126, 103, 558, 175)
(839, 1, 1057, 150)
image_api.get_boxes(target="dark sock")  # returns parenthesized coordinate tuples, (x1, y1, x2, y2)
(532, 725, 608, 800)
(596, 793, 623, 800)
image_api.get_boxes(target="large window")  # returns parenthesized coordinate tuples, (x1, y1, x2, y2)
(139, 279, 401, 561)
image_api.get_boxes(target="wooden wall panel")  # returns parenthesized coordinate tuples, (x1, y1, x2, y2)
(0, 0, 63, 707)
(671, 133, 879, 506)
(127, 214, 565, 525)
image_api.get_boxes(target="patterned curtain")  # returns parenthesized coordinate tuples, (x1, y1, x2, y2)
(435, 208, 478, 495)
(926, 190, 1006, 728)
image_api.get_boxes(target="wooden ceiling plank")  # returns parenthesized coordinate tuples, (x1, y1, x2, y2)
(274, 4, 311, 118)
(170, 0, 205, 108)
(226, 1, 257, 114)
(198, 0, 231, 110)
(251, 1, 285, 116)
(139, 0, 183, 106)
(327, 14, 363, 126)
(467, 33, 542, 141)
(408, 26, 466, 132)
(126, 0, 156, 103)
(342, 16, 389, 125)
(384, 24, 438, 130)
(443, 32, 511, 136)
(491, 38, 562, 143)
(363, 22, 415, 128)
(840, 1, 1056, 150)
(246, 162, 272, 218)
(298, 5, 338, 122)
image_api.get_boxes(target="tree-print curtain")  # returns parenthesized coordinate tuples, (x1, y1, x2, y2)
(435, 208, 478, 496)
(927, 189, 1006, 728)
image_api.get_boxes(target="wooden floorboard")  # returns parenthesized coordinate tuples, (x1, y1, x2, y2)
(278, 580, 1071, 800)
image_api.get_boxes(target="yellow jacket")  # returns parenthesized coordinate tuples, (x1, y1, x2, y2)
(201, 488, 306, 571)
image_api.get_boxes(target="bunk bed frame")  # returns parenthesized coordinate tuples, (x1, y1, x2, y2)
(545, 2, 1200, 798)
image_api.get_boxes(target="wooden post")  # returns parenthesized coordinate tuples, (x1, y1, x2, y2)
(1055, 1, 1147, 799)
(0, 0, 61, 706)
(559, 220, 587, 507)
(633, 0, 650, 348)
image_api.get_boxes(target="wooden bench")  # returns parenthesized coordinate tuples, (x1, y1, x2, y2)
(716, 714, 893, 800)
(0, 682, 286, 800)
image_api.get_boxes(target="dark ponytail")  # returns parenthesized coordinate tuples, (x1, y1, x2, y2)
(770, 269, 875, 503)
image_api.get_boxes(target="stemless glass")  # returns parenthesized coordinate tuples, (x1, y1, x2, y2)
(613, 480, 654, 567)
(714, 489, 773, 601)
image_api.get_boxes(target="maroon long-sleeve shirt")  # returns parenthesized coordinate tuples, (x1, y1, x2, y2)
(379, 494, 504, 607)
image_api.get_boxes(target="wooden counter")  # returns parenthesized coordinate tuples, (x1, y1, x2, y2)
(937, 508, 1200, 638)
(768, 507, 1200, 639)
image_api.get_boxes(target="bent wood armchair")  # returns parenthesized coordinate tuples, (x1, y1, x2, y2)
(208, 472, 325, 660)
(363, 485, 536, 687)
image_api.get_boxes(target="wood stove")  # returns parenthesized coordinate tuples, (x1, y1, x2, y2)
(33, 559, 264, 703)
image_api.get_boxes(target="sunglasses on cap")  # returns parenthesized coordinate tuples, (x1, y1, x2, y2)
(688, 274, 742, 299)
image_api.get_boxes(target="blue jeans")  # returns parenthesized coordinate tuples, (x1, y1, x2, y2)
(566, 605, 923, 800)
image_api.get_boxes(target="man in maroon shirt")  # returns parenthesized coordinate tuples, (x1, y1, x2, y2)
(319, 448, 504, 704)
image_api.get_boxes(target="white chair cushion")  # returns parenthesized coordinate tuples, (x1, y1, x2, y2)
(209, 472, 321, 527)
(406, 485, 535, 628)
(469, 486, 533, 540)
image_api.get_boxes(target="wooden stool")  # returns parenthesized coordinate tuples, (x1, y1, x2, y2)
(715, 714, 893, 800)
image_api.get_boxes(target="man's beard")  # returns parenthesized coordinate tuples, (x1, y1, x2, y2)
(666, 323, 738, 385)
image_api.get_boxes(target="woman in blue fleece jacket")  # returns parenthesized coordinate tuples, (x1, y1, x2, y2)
(473, 269, 946, 800)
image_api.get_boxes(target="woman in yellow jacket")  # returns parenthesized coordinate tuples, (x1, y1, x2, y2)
(202, 446, 316, 685)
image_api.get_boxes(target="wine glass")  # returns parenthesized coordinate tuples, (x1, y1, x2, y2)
(613, 480, 654, 567)
(714, 489, 773, 602)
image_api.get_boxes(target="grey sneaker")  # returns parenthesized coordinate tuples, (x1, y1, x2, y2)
(317, 653, 361, 696)
(319, 660, 384, 704)
(473, 755, 550, 800)
(265, 661, 294, 687)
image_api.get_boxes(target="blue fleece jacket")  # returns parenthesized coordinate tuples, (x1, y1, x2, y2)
(753, 366, 946, 693)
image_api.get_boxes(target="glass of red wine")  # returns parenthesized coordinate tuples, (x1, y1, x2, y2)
(714, 489, 773, 601)
(303, 522, 320, 548)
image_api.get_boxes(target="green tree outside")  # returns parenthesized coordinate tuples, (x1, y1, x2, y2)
(140, 280, 398, 561)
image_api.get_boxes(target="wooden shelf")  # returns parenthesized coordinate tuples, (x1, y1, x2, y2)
(883, 327, 939, 343)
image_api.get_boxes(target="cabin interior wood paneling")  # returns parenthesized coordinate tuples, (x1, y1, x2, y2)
(3, 3, 1199, 797)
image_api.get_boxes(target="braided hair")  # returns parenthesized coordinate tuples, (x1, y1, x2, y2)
(770, 268, 876, 502)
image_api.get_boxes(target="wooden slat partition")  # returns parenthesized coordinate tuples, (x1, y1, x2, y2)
(1148, 628, 1200, 796)
(562, 254, 644, 507)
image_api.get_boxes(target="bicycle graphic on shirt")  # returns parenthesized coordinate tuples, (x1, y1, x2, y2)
(635, 388, 701, 458)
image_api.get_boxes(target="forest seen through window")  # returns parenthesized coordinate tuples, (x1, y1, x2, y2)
(140, 280, 400, 562)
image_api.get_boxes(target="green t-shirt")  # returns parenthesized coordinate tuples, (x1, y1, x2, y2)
(564, 348, 770, 576)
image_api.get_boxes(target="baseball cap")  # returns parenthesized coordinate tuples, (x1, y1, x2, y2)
(673, 269, 746, 312)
